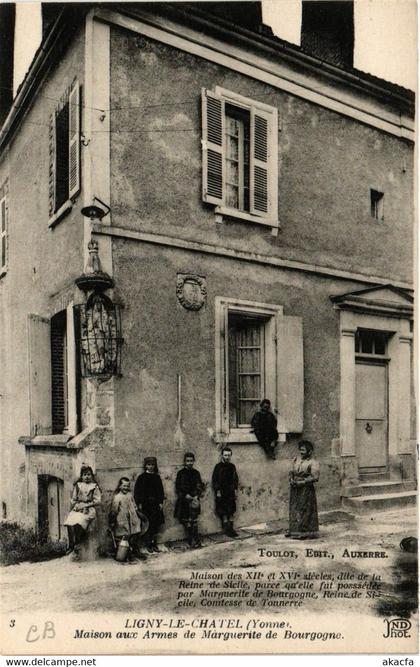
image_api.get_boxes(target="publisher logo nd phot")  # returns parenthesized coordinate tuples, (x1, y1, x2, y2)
(383, 618, 412, 639)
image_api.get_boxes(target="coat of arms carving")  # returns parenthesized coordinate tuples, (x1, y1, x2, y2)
(176, 274, 207, 311)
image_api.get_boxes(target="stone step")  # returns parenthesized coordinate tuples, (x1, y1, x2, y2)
(343, 491, 417, 514)
(359, 472, 389, 482)
(345, 480, 417, 497)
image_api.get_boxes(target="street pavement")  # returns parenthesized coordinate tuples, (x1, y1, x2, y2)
(1, 507, 417, 616)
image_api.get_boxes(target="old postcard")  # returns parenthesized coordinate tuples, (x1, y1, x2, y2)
(0, 0, 418, 657)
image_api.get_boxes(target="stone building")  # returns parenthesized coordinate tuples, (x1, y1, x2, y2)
(0, 1, 416, 544)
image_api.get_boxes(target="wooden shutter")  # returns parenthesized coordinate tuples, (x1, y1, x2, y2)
(48, 113, 56, 217)
(68, 81, 81, 200)
(201, 88, 225, 205)
(28, 314, 52, 437)
(276, 314, 304, 433)
(1, 198, 6, 272)
(250, 107, 277, 220)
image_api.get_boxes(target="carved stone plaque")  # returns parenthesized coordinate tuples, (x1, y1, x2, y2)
(176, 274, 206, 311)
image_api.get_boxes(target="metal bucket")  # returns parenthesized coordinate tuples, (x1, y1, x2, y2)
(115, 536, 130, 562)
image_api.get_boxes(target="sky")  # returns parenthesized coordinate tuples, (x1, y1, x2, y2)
(13, 0, 418, 95)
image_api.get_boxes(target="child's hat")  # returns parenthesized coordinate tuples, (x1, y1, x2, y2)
(144, 456, 157, 466)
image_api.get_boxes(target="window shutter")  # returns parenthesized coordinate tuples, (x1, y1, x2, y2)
(276, 314, 304, 433)
(201, 89, 225, 205)
(48, 113, 56, 217)
(28, 314, 52, 437)
(68, 81, 81, 200)
(250, 107, 277, 221)
(1, 198, 6, 272)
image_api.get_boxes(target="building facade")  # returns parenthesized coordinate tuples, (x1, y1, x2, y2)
(0, 2, 415, 544)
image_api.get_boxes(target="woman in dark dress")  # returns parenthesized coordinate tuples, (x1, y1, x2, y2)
(287, 440, 320, 539)
(134, 457, 165, 553)
(174, 452, 204, 549)
(212, 446, 239, 537)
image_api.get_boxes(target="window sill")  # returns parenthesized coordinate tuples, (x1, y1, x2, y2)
(48, 199, 73, 229)
(19, 433, 82, 449)
(215, 430, 286, 445)
(215, 206, 279, 237)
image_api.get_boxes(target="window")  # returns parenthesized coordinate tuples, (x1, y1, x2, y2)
(228, 314, 266, 427)
(0, 195, 7, 275)
(215, 298, 303, 442)
(28, 306, 80, 438)
(202, 88, 278, 233)
(51, 312, 69, 434)
(355, 329, 388, 356)
(370, 189, 384, 220)
(49, 80, 81, 222)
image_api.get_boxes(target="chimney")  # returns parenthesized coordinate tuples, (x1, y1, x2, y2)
(301, 1, 354, 69)
(0, 3, 16, 128)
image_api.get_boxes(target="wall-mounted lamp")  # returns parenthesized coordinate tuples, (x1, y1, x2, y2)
(81, 196, 111, 221)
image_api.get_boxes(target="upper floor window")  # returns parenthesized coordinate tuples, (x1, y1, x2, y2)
(370, 189, 384, 221)
(202, 87, 278, 234)
(49, 80, 81, 224)
(0, 195, 7, 276)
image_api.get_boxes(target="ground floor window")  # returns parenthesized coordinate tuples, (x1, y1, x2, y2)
(215, 297, 303, 442)
(28, 304, 80, 437)
(51, 311, 69, 434)
(228, 313, 267, 427)
(355, 328, 389, 356)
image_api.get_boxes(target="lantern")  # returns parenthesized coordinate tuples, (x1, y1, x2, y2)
(75, 292, 123, 380)
(75, 227, 123, 381)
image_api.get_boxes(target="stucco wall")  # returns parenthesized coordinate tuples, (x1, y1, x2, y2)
(109, 28, 414, 285)
(0, 29, 85, 523)
(98, 239, 360, 539)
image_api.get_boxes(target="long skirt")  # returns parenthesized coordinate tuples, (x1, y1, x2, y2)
(289, 483, 319, 537)
(142, 501, 164, 535)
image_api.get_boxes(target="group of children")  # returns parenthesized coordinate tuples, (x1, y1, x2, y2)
(64, 447, 239, 562)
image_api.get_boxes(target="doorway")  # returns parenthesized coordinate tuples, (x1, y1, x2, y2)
(38, 475, 64, 542)
(355, 328, 389, 474)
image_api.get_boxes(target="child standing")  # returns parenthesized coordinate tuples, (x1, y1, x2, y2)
(109, 477, 147, 561)
(174, 452, 204, 549)
(64, 466, 101, 561)
(134, 457, 165, 553)
(212, 447, 239, 537)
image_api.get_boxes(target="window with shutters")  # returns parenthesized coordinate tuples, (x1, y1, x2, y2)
(27, 307, 80, 438)
(202, 87, 278, 234)
(228, 314, 266, 427)
(0, 195, 7, 277)
(51, 311, 69, 434)
(49, 80, 81, 225)
(215, 298, 304, 443)
(50, 307, 81, 436)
